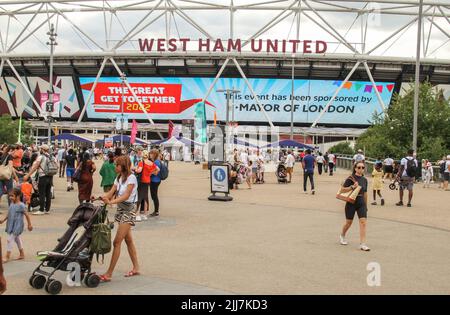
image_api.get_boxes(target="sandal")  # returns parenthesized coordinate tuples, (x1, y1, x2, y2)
(99, 274, 112, 282)
(124, 270, 140, 278)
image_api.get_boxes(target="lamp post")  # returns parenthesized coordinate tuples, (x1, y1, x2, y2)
(120, 73, 126, 148)
(216, 88, 240, 160)
(413, 0, 423, 152)
(290, 54, 295, 140)
(46, 23, 57, 145)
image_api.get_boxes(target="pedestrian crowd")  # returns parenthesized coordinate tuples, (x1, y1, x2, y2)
(0, 140, 449, 293)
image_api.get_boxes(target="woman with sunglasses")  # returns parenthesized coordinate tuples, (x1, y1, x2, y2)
(339, 161, 370, 251)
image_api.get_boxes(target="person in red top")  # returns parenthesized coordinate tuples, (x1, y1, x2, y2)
(134, 150, 157, 221)
(20, 179, 33, 211)
(12, 143, 24, 169)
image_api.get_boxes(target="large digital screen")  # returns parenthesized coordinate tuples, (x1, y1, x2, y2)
(80, 77, 394, 125)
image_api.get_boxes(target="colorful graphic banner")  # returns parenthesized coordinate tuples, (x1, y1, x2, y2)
(80, 77, 395, 125)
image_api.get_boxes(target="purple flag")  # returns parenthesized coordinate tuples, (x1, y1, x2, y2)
(364, 85, 373, 93)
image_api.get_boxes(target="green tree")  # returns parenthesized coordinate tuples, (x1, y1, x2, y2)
(0, 114, 34, 145)
(356, 82, 450, 161)
(328, 142, 354, 155)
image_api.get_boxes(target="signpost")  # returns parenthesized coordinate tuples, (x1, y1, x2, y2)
(208, 163, 232, 202)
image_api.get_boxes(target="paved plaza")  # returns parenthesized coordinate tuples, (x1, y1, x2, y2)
(1, 161, 450, 295)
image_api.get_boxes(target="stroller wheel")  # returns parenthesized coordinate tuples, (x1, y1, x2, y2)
(30, 274, 46, 289)
(45, 279, 62, 295)
(85, 273, 100, 288)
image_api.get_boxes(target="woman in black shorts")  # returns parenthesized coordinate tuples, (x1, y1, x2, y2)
(339, 161, 370, 251)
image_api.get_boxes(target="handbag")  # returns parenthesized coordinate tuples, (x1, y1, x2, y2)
(0, 156, 13, 181)
(72, 164, 82, 183)
(336, 176, 362, 204)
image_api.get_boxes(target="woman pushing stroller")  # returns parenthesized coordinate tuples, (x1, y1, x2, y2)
(93, 155, 140, 282)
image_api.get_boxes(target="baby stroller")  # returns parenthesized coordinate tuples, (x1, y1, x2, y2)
(276, 163, 288, 184)
(29, 201, 111, 295)
(235, 163, 247, 185)
(389, 178, 400, 190)
(29, 178, 40, 211)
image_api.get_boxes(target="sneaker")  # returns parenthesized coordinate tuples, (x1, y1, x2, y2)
(141, 215, 148, 221)
(339, 235, 348, 245)
(371, 201, 377, 205)
(311, 190, 315, 195)
(407, 203, 412, 207)
(360, 244, 371, 251)
(396, 201, 403, 206)
(381, 199, 385, 206)
(304, 191, 308, 194)
(67, 187, 70, 192)
(33, 211, 45, 215)
(44, 211, 50, 215)
(135, 215, 142, 222)
(150, 211, 159, 217)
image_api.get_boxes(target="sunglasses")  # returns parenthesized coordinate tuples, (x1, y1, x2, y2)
(356, 166, 365, 169)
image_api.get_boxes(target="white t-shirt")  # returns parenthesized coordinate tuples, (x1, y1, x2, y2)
(445, 161, 450, 174)
(57, 149, 65, 161)
(400, 156, 418, 177)
(353, 153, 365, 162)
(384, 158, 394, 166)
(114, 174, 138, 203)
(285, 154, 295, 167)
(316, 156, 325, 164)
(328, 154, 336, 164)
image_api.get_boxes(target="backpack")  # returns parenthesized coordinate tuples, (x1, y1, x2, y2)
(159, 162, 169, 180)
(406, 158, 417, 177)
(89, 218, 112, 264)
(440, 162, 446, 173)
(40, 154, 58, 176)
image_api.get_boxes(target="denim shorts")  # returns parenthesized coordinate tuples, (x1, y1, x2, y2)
(66, 167, 75, 178)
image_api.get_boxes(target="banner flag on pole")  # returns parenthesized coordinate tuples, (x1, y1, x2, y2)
(194, 101, 207, 144)
(18, 116, 22, 143)
(168, 120, 174, 138)
(130, 119, 138, 144)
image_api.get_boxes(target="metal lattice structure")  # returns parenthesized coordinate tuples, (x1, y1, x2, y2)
(0, 0, 449, 128)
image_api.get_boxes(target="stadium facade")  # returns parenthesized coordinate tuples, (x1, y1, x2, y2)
(0, 0, 449, 144)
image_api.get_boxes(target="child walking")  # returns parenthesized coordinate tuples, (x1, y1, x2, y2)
(0, 188, 33, 263)
(423, 160, 433, 188)
(371, 163, 385, 206)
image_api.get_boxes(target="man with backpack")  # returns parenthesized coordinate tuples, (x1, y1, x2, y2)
(23, 144, 58, 215)
(396, 149, 418, 207)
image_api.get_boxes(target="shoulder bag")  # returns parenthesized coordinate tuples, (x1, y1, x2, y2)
(336, 176, 362, 204)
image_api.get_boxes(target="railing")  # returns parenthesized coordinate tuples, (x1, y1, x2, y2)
(336, 154, 442, 180)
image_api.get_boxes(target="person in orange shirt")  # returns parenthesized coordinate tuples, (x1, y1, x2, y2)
(12, 143, 24, 169)
(20, 179, 33, 212)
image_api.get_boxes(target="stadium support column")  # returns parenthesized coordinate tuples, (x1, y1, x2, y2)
(310, 61, 361, 128)
(413, 0, 423, 152)
(231, 58, 274, 128)
(6, 59, 44, 117)
(109, 57, 163, 140)
(77, 57, 108, 123)
(201, 58, 230, 104)
(363, 62, 386, 112)
(0, 59, 4, 77)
